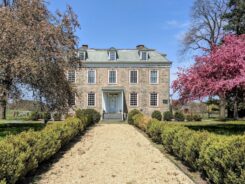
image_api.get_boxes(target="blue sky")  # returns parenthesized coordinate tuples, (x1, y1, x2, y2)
(48, 0, 194, 95)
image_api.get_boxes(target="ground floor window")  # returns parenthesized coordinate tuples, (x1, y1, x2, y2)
(130, 92, 138, 106)
(88, 93, 95, 106)
(150, 92, 158, 106)
(68, 92, 76, 106)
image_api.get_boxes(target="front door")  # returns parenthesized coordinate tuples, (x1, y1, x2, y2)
(109, 95, 117, 113)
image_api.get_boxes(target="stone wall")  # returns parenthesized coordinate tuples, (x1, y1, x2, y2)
(72, 66, 170, 116)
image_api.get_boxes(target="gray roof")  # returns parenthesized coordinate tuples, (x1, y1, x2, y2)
(78, 48, 171, 63)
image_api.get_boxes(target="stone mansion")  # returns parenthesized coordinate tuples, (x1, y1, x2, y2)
(67, 45, 171, 120)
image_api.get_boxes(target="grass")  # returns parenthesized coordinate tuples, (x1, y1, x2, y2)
(165, 120, 245, 136)
(0, 122, 45, 140)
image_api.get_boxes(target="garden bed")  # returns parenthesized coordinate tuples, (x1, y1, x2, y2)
(0, 115, 96, 184)
(130, 111, 245, 184)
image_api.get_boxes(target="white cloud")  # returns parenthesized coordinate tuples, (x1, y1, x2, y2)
(164, 20, 189, 29)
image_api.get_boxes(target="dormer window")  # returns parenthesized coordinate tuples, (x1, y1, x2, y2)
(141, 51, 148, 61)
(79, 51, 86, 60)
(108, 47, 117, 61)
(109, 51, 116, 61)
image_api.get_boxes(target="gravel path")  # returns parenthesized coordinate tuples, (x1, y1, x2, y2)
(35, 123, 194, 184)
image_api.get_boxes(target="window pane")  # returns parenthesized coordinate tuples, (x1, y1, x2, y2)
(110, 52, 116, 60)
(79, 52, 85, 60)
(68, 70, 75, 82)
(109, 71, 116, 84)
(88, 70, 95, 84)
(150, 93, 158, 106)
(130, 71, 138, 84)
(150, 70, 158, 84)
(88, 93, 95, 106)
(130, 93, 138, 106)
(141, 52, 147, 60)
(68, 93, 75, 106)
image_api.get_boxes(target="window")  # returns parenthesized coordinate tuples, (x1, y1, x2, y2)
(150, 70, 158, 84)
(87, 70, 96, 84)
(130, 70, 138, 84)
(109, 51, 116, 60)
(79, 51, 86, 60)
(108, 70, 117, 84)
(88, 93, 95, 107)
(141, 51, 148, 61)
(150, 93, 158, 106)
(68, 70, 75, 83)
(130, 92, 138, 106)
(68, 93, 75, 106)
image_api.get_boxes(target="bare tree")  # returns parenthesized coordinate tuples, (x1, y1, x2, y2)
(182, 0, 229, 53)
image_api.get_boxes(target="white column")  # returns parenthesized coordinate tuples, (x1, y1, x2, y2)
(121, 91, 124, 120)
(102, 91, 104, 120)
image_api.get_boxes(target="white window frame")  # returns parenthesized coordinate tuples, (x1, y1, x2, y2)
(109, 51, 117, 61)
(87, 69, 96, 84)
(140, 51, 148, 61)
(149, 70, 159, 84)
(129, 92, 138, 107)
(87, 92, 96, 107)
(129, 70, 139, 84)
(108, 70, 117, 84)
(149, 92, 159, 107)
(67, 70, 76, 83)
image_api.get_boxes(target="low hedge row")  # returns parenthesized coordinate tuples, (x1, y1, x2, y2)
(0, 116, 94, 184)
(130, 111, 245, 184)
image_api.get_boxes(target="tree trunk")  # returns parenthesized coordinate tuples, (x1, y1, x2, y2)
(0, 99, 7, 119)
(233, 97, 238, 120)
(219, 95, 226, 120)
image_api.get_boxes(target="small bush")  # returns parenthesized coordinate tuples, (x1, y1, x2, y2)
(193, 114, 202, 121)
(76, 109, 101, 124)
(53, 113, 62, 121)
(128, 109, 140, 124)
(186, 115, 193, 122)
(174, 111, 185, 121)
(163, 111, 173, 121)
(146, 119, 164, 143)
(151, 110, 162, 121)
(43, 112, 51, 120)
(132, 113, 151, 131)
(29, 111, 40, 121)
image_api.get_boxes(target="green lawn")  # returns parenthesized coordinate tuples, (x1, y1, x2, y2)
(0, 122, 45, 140)
(168, 120, 245, 136)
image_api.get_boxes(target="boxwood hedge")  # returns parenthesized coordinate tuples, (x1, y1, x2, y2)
(0, 116, 94, 184)
(129, 111, 245, 184)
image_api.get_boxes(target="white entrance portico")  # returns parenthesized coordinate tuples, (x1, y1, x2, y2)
(102, 88, 124, 120)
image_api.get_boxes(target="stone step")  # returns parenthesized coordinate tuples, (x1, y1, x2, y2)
(103, 113, 122, 120)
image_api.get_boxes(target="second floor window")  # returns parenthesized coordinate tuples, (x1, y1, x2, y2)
(88, 92, 95, 107)
(108, 70, 117, 84)
(130, 70, 138, 84)
(150, 70, 158, 84)
(68, 70, 75, 83)
(88, 70, 96, 84)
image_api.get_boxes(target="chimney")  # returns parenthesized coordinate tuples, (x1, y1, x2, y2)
(136, 44, 145, 50)
(82, 44, 88, 49)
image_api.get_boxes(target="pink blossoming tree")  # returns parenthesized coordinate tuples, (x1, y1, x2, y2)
(173, 34, 245, 119)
